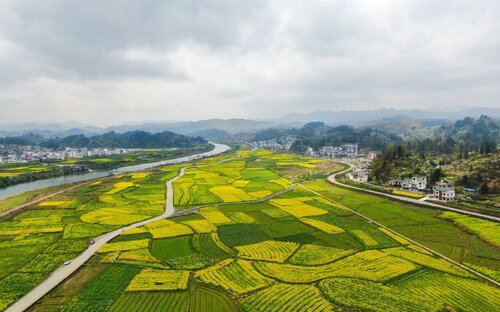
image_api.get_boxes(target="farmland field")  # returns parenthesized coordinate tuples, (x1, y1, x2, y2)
(1, 149, 499, 312)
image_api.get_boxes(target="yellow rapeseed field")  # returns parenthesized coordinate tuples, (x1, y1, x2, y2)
(289, 244, 355, 265)
(232, 180, 250, 187)
(254, 250, 418, 283)
(106, 182, 136, 194)
(118, 248, 161, 264)
(126, 268, 190, 291)
(352, 230, 378, 247)
(199, 207, 234, 225)
(300, 218, 344, 234)
(143, 219, 193, 238)
(181, 219, 217, 233)
(209, 186, 255, 202)
(235, 240, 299, 262)
(195, 259, 273, 295)
(80, 208, 150, 225)
(37, 201, 67, 207)
(98, 239, 150, 253)
(382, 247, 471, 277)
(270, 198, 328, 218)
(130, 173, 150, 179)
(378, 228, 410, 245)
(391, 189, 424, 199)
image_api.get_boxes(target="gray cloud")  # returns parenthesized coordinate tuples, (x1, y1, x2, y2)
(0, 0, 499, 125)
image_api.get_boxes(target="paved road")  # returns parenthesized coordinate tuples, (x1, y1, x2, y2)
(328, 163, 500, 222)
(5, 145, 230, 312)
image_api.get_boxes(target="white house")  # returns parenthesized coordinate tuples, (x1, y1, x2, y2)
(433, 186, 455, 201)
(401, 176, 427, 190)
(412, 176, 427, 190)
(305, 147, 314, 156)
(401, 178, 413, 189)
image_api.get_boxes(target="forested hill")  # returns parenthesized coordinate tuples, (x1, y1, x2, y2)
(252, 122, 400, 152)
(0, 131, 208, 149)
(406, 115, 499, 156)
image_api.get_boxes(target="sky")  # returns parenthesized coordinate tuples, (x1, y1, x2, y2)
(0, 0, 499, 126)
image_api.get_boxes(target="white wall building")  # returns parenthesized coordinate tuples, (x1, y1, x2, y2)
(433, 186, 455, 201)
(412, 176, 427, 190)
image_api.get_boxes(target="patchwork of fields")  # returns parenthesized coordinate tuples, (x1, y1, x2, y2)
(172, 149, 331, 209)
(0, 171, 167, 310)
(305, 180, 500, 281)
(0, 149, 498, 311)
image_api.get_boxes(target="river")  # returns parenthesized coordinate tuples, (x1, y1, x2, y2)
(0, 143, 230, 201)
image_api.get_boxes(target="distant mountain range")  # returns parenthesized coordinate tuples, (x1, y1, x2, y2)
(0, 119, 280, 138)
(281, 107, 500, 125)
(1, 107, 498, 139)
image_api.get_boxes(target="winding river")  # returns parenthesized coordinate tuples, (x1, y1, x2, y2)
(0, 143, 230, 201)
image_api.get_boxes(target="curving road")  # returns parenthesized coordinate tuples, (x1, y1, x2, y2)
(328, 162, 500, 222)
(5, 144, 230, 312)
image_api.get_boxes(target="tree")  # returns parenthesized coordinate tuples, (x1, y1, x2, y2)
(480, 182, 489, 195)
(430, 168, 442, 184)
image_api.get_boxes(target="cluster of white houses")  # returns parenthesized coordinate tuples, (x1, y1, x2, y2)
(390, 176, 456, 201)
(390, 176, 428, 191)
(0, 145, 139, 164)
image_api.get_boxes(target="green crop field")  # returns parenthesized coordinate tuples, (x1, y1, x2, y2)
(1, 149, 498, 311)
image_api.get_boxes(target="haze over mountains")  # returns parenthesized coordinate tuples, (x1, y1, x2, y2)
(1, 107, 498, 139)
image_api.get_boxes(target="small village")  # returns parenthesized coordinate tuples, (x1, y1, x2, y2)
(0, 144, 137, 164)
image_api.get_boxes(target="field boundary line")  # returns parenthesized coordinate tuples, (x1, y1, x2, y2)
(297, 183, 500, 288)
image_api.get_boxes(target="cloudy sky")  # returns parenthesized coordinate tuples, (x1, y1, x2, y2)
(0, 0, 499, 126)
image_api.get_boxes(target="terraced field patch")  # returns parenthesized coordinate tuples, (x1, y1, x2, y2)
(319, 277, 438, 312)
(195, 259, 273, 295)
(241, 283, 334, 312)
(126, 268, 190, 291)
(288, 244, 355, 265)
(235, 240, 299, 262)
(108, 292, 188, 312)
(392, 270, 500, 311)
(439, 211, 500, 246)
(255, 250, 418, 283)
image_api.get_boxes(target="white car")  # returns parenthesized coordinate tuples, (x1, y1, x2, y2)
(63, 260, 72, 265)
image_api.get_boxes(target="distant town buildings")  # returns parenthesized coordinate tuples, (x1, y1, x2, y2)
(367, 151, 378, 160)
(318, 144, 359, 158)
(251, 137, 296, 151)
(0, 145, 136, 164)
